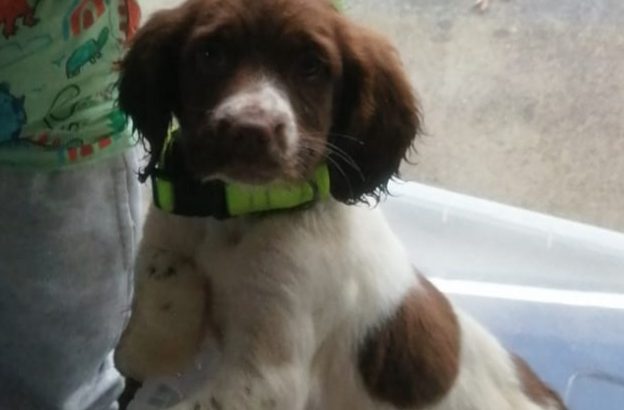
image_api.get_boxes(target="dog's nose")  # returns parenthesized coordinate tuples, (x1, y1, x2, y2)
(216, 114, 285, 157)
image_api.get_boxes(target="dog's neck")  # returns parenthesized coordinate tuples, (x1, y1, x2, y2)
(199, 198, 342, 242)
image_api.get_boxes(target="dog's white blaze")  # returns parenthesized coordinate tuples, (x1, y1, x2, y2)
(212, 77, 298, 155)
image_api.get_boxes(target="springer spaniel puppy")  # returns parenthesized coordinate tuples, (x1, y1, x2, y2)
(115, 0, 565, 409)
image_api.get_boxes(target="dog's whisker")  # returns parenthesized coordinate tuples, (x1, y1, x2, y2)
(304, 131, 364, 145)
(324, 148, 365, 182)
(296, 139, 355, 192)
(328, 132, 364, 144)
(295, 137, 365, 182)
(324, 141, 362, 170)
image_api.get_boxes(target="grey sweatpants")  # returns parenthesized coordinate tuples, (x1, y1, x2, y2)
(0, 151, 141, 410)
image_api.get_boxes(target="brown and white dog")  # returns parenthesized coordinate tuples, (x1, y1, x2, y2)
(114, 0, 566, 409)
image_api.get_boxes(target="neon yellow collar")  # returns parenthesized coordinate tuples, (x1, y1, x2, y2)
(151, 129, 331, 218)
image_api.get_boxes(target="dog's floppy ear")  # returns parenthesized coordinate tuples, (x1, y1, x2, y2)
(118, 7, 191, 181)
(330, 21, 421, 203)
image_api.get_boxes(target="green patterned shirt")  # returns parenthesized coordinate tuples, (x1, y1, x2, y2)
(0, 0, 141, 169)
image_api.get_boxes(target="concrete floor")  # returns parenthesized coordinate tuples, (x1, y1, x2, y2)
(140, 0, 624, 232)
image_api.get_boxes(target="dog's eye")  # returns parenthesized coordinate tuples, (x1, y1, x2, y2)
(196, 42, 228, 74)
(295, 51, 327, 81)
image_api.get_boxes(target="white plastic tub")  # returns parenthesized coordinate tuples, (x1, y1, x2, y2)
(383, 181, 624, 409)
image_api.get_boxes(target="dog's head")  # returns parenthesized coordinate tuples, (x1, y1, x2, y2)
(119, 0, 420, 203)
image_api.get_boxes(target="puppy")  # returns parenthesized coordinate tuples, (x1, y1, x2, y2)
(116, 0, 565, 409)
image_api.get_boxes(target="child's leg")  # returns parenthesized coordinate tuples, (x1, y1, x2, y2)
(0, 150, 141, 410)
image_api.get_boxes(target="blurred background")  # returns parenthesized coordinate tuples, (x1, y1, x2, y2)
(140, 0, 624, 232)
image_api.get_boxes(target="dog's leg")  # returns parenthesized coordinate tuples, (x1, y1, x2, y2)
(115, 247, 209, 380)
(170, 291, 314, 410)
(173, 364, 309, 410)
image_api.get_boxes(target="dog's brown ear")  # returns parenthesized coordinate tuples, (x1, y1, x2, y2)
(118, 7, 191, 181)
(330, 21, 421, 203)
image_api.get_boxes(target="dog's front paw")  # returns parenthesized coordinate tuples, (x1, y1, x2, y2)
(115, 247, 209, 380)
(141, 248, 190, 280)
(206, 382, 280, 410)
(173, 376, 289, 410)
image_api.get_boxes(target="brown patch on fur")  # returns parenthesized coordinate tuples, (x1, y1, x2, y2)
(358, 274, 460, 408)
(513, 355, 567, 409)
